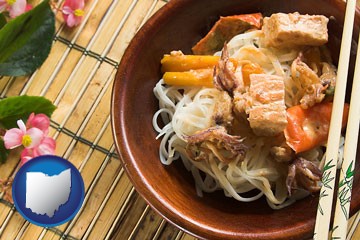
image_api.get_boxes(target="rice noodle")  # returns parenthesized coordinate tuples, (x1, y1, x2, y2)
(152, 29, 324, 209)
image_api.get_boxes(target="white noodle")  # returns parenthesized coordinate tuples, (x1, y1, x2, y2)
(152, 29, 328, 209)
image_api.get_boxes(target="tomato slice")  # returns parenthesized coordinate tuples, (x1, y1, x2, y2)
(192, 13, 263, 55)
(284, 102, 349, 153)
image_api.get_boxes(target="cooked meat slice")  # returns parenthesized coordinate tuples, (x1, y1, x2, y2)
(262, 12, 328, 48)
(185, 126, 247, 163)
(192, 13, 263, 55)
(248, 105, 287, 136)
(249, 73, 285, 105)
(246, 74, 287, 136)
(286, 157, 322, 195)
(212, 91, 234, 127)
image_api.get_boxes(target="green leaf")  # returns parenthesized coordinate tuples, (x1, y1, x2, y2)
(323, 159, 336, 171)
(0, 139, 9, 163)
(0, 0, 55, 76)
(346, 161, 354, 179)
(0, 14, 6, 29)
(0, 96, 56, 129)
(339, 179, 345, 188)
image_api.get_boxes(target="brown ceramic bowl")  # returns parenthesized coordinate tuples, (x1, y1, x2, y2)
(111, 0, 360, 239)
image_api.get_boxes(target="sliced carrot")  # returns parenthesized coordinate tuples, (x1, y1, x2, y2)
(284, 102, 349, 153)
(161, 55, 220, 72)
(163, 69, 214, 87)
(161, 54, 238, 73)
(241, 62, 263, 86)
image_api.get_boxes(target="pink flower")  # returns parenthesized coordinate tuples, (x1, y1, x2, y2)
(62, 0, 85, 27)
(26, 113, 50, 135)
(0, 0, 27, 18)
(20, 137, 56, 165)
(3, 119, 44, 149)
(25, 3, 31, 11)
(3, 113, 56, 165)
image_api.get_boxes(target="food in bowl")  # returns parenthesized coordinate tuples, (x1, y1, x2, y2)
(152, 12, 349, 209)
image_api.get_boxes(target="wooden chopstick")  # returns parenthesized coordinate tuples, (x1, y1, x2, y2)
(313, 0, 357, 239)
(331, 30, 360, 240)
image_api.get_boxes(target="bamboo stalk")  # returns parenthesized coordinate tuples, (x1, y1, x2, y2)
(313, 0, 357, 239)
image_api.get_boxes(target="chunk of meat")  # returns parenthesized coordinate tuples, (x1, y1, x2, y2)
(185, 126, 247, 163)
(246, 74, 288, 136)
(192, 13, 263, 55)
(212, 91, 234, 127)
(286, 157, 322, 195)
(262, 12, 329, 48)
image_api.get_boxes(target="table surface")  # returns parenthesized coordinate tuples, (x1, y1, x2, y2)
(0, 0, 360, 239)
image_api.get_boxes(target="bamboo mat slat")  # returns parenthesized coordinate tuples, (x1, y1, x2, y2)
(83, 169, 132, 239)
(0, 0, 359, 240)
(108, 192, 151, 239)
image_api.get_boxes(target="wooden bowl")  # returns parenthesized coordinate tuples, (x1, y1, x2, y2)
(111, 0, 360, 239)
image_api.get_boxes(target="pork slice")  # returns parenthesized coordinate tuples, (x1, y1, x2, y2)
(247, 74, 287, 136)
(249, 74, 285, 106)
(262, 12, 328, 48)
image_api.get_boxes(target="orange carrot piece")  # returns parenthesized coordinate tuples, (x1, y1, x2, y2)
(241, 62, 264, 86)
(284, 102, 349, 153)
(161, 54, 239, 73)
(163, 69, 214, 88)
(161, 54, 220, 72)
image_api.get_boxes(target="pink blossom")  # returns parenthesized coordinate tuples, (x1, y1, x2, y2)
(3, 119, 44, 149)
(62, 0, 85, 27)
(26, 113, 50, 135)
(0, 0, 27, 18)
(20, 137, 56, 165)
(25, 3, 31, 11)
(3, 113, 56, 164)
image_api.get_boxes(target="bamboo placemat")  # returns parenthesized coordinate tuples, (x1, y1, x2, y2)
(0, 0, 359, 239)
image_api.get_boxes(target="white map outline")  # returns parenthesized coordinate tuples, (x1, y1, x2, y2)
(26, 169, 72, 218)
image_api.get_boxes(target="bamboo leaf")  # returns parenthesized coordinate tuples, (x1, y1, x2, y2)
(346, 161, 354, 179)
(323, 159, 336, 171)
(339, 179, 345, 188)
